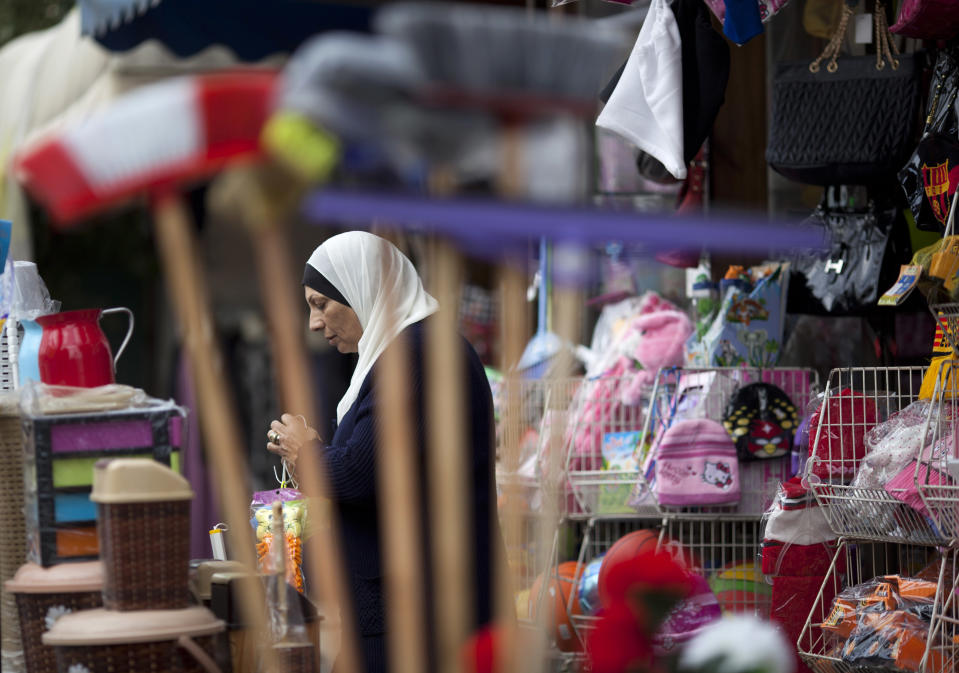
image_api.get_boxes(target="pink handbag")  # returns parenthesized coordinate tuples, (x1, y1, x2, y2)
(890, 0, 959, 40)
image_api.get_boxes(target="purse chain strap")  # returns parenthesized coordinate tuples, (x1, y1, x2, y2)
(809, 1, 899, 74)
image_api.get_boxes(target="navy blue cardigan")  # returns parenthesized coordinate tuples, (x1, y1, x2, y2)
(322, 318, 497, 643)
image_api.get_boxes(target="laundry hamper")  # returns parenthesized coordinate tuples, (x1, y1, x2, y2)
(43, 606, 224, 673)
(0, 392, 26, 672)
(3, 561, 103, 673)
(91, 458, 193, 610)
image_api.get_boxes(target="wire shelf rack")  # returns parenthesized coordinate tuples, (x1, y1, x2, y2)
(805, 366, 951, 546)
(568, 515, 772, 645)
(634, 367, 817, 519)
(797, 539, 948, 673)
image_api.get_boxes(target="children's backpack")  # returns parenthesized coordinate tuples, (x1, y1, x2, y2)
(653, 418, 741, 506)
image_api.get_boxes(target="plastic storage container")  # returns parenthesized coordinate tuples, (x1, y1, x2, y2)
(4, 561, 103, 673)
(91, 459, 193, 610)
(42, 606, 224, 673)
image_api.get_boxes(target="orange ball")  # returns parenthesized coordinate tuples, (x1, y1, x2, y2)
(530, 562, 584, 652)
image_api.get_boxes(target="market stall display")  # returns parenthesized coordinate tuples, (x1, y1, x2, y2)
(20, 388, 186, 567)
(90, 459, 193, 611)
(3, 561, 103, 673)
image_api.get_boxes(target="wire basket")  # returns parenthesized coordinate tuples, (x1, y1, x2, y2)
(563, 376, 650, 518)
(634, 367, 817, 518)
(567, 516, 771, 644)
(797, 539, 947, 673)
(805, 366, 948, 545)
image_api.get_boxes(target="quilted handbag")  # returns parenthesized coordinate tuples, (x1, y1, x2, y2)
(766, 4, 921, 186)
(890, 0, 959, 40)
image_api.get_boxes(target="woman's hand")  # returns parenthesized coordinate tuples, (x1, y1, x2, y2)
(266, 413, 320, 468)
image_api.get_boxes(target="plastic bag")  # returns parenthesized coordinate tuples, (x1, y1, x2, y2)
(10, 260, 59, 321)
(685, 265, 789, 368)
(251, 489, 309, 592)
(851, 400, 936, 491)
(19, 381, 155, 416)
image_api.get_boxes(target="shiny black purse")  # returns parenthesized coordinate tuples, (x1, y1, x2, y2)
(788, 189, 905, 315)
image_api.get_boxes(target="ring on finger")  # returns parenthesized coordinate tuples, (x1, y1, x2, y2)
(268, 430, 280, 445)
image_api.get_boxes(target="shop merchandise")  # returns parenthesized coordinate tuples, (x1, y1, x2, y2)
(850, 400, 936, 491)
(653, 573, 721, 654)
(788, 191, 905, 315)
(900, 47, 959, 233)
(685, 265, 788, 368)
(251, 488, 310, 593)
(891, 0, 959, 41)
(706, 561, 770, 614)
(530, 562, 583, 653)
(19, 386, 186, 567)
(597, 529, 662, 608)
(578, 555, 605, 615)
(766, 3, 921, 186)
(600, 0, 730, 184)
(806, 389, 879, 480)
(821, 576, 941, 672)
(723, 383, 798, 461)
(597, 431, 644, 514)
(651, 418, 741, 507)
(702, 0, 791, 28)
(596, 0, 686, 180)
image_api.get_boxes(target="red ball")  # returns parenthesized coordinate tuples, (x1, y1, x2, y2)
(597, 529, 661, 608)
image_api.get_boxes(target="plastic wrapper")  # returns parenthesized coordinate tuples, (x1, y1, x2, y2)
(821, 576, 941, 672)
(851, 400, 937, 490)
(10, 260, 59, 321)
(251, 489, 310, 592)
(19, 382, 152, 416)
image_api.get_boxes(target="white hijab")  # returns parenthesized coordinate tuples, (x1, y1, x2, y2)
(306, 231, 439, 423)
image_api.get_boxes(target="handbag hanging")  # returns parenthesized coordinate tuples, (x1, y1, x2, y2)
(890, 0, 959, 40)
(766, 2, 921, 186)
(787, 187, 906, 315)
(898, 47, 959, 233)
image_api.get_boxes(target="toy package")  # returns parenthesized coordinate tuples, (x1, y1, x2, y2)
(821, 576, 942, 673)
(685, 265, 789, 368)
(251, 488, 309, 592)
(596, 431, 643, 514)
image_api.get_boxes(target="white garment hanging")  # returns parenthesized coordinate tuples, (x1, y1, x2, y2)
(596, 0, 686, 180)
(306, 231, 439, 423)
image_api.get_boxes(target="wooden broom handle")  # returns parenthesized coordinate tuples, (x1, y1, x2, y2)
(250, 220, 363, 673)
(153, 193, 278, 673)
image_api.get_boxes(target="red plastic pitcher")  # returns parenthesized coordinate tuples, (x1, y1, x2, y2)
(36, 308, 134, 387)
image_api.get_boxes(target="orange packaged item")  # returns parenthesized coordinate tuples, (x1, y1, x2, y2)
(821, 597, 858, 640)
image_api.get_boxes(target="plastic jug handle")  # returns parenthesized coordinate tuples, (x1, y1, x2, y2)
(100, 307, 134, 370)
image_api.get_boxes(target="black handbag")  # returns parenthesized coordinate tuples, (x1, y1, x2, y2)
(788, 188, 906, 315)
(766, 3, 921, 186)
(899, 47, 959, 232)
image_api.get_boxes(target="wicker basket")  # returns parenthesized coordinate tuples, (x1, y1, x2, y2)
(42, 606, 224, 673)
(91, 459, 193, 611)
(4, 562, 104, 673)
(0, 399, 25, 672)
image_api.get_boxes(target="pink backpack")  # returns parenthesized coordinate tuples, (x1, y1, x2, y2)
(653, 418, 741, 506)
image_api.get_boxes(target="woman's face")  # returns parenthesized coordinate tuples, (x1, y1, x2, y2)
(305, 287, 363, 353)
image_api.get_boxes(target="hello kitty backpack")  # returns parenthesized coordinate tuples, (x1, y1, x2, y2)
(652, 418, 741, 506)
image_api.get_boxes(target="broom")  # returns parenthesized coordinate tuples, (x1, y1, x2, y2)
(13, 71, 361, 673)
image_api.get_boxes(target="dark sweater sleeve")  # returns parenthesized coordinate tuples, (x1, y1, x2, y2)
(320, 386, 380, 504)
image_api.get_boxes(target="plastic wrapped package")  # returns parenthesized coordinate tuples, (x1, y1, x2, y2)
(821, 576, 942, 673)
(20, 389, 186, 566)
(9, 261, 59, 321)
(251, 489, 310, 593)
(851, 400, 938, 491)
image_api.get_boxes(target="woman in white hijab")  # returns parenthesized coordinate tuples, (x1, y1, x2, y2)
(267, 232, 498, 673)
